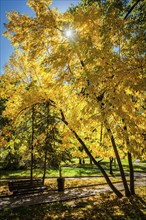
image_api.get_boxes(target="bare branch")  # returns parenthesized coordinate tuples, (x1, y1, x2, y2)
(124, 0, 141, 19)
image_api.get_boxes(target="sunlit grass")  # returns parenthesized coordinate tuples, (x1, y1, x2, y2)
(0, 166, 107, 179)
(0, 159, 145, 179)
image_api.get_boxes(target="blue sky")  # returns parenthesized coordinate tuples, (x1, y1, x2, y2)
(0, 0, 80, 74)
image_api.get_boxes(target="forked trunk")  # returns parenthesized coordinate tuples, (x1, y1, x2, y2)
(109, 129, 131, 197)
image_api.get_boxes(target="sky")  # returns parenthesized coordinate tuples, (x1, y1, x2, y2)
(0, 0, 80, 75)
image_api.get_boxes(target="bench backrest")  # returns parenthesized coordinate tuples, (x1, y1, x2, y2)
(8, 179, 43, 191)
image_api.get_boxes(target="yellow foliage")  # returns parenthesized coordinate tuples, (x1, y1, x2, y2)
(0, 0, 145, 160)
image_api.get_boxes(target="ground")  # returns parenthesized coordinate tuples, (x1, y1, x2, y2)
(0, 162, 145, 219)
(0, 187, 146, 220)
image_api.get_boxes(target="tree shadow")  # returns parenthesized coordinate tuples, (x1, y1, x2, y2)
(75, 165, 104, 176)
(0, 191, 146, 220)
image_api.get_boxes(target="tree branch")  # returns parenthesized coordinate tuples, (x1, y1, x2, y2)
(124, 0, 141, 19)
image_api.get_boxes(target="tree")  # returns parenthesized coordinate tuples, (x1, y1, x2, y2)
(1, 0, 145, 197)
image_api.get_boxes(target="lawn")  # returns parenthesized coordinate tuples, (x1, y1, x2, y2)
(0, 159, 145, 179)
(0, 186, 145, 220)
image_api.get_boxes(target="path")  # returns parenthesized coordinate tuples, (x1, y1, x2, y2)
(0, 174, 145, 210)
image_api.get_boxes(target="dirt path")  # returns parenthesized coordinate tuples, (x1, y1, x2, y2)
(0, 174, 145, 210)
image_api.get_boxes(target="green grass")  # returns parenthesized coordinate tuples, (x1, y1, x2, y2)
(0, 166, 102, 179)
(0, 159, 145, 179)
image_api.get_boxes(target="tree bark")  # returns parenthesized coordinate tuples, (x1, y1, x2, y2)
(106, 125, 131, 197)
(90, 158, 93, 165)
(123, 121, 135, 195)
(100, 123, 103, 144)
(128, 152, 135, 195)
(79, 158, 82, 164)
(42, 101, 50, 184)
(110, 157, 114, 176)
(30, 105, 35, 183)
(42, 149, 47, 185)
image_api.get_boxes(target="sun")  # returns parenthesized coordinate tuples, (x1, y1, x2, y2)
(64, 29, 74, 39)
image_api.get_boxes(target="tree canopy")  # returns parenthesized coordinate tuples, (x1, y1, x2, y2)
(0, 0, 145, 197)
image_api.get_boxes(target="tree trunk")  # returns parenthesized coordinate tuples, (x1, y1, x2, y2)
(42, 149, 47, 185)
(114, 158, 117, 167)
(109, 157, 114, 176)
(100, 123, 103, 144)
(123, 121, 135, 195)
(42, 101, 50, 184)
(30, 105, 35, 183)
(128, 152, 135, 195)
(79, 158, 82, 164)
(107, 127, 131, 197)
(90, 158, 93, 165)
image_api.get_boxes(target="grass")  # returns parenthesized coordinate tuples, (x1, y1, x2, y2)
(0, 186, 145, 219)
(0, 159, 145, 179)
(0, 166, 106, 179)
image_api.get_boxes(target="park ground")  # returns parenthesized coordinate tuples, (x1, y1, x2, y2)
(0, 185, 146, 220)
(0, 160, 146, 219)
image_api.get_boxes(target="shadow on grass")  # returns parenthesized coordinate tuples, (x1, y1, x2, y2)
(0, 163, 145, 180)
(0, 192, 145, 220)
(75, 167, 100, 177)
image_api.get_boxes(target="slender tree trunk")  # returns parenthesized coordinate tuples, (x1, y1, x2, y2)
(106, 125, 131, 197)
(60, 111, 123, 198)
(128, 152, 135, 195)
(123, 121, 135, 195)
(42, 101, 50, 184)
(42, 149, 47, 185)
(114, 158, 117, 167)
(100, 123, 103, 144)
(109, 157, 114, 176)
(90, 158, 93, 165)
(30, 105, 35, 183)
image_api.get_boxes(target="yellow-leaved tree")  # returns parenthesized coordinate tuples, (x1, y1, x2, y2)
(1, 0, 145, 197)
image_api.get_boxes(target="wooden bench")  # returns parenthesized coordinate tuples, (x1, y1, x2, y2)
(8, 179, 48, 195)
